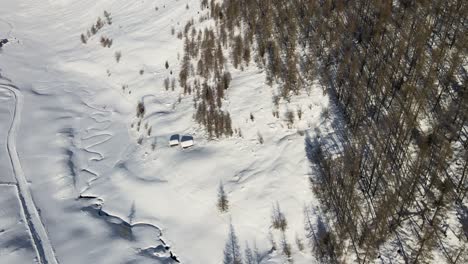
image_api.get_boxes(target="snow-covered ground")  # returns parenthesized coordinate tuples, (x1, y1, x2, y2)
(0, 1, 332, 263)
(0, 186, 37, 264)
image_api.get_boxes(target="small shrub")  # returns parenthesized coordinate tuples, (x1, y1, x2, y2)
(139, 69, 144, 75)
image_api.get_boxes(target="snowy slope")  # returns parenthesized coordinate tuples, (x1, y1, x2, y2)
(0, 1, 331, 263)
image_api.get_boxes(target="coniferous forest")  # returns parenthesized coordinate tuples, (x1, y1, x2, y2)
(180, 1, 467, 263)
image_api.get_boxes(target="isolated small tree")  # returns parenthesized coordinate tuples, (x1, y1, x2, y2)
(253, 242, 261, 263)
(223, 223, 243, 264)
(100, 36, 112, 47)
(96, 17, 104, 30)
(151, 139, 157, 151)
(272, 202, 287, 231)
(165, 60, 169, 69)
(257, 132, 264, 144)
(244, 242, 256, 264)
(128, 202, 136, 224)
(295, 234, 304, 251)
(217, 181, 229, 212)
(100, 36, 106, 47)
(268, 231, 277, 250)
(104, 10, 112, 25)
(136, 102, 145, 117)
(80, 34, 87, 44)
(91, 25, 97, 35)
(285, 110, 295, 128)
(281, 232, 292, 261)
(171, 78, 176, 91)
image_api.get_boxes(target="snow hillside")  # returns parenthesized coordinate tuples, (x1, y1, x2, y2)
(0, 1, 333, 263)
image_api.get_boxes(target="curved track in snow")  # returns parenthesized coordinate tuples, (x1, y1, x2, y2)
(0, 18, 13, 38)
(0, 83, 58, 264)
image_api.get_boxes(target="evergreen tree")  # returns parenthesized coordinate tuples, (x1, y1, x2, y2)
(217, 181, 229, 212)
(281, 232, 292, 262)
(271, 202, 287, 231)
(223, 223, 243, 264)
(244, 242, 256, 264)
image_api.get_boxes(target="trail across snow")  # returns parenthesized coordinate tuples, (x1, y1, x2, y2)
(0, 83, 58, 264)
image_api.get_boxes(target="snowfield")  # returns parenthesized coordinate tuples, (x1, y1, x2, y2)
(0, 1, 332, 263)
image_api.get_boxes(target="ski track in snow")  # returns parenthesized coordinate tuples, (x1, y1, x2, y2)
(0, 83, 59, 264)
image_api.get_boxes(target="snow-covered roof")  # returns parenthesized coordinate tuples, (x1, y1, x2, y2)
(169, 134, 180, 146)
(180, 135, 194, 148)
